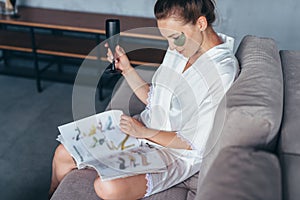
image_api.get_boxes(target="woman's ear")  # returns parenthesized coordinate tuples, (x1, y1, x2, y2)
(197, 16, 208, 31)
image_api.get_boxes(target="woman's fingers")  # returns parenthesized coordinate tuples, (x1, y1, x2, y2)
(107, 49, 114, 59)
(120, 114, 131, 121)
(120, 125, 128, 132)
(107, 56, 113, 63)
(120, 123, 131, 134)
(120, 115, 133, 133)
(119, 120, 129, 127)
(105, 43, 114, 63)
(115, 45, 126, 57)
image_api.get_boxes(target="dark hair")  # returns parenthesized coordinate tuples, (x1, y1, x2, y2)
(154, 0, 216, 25)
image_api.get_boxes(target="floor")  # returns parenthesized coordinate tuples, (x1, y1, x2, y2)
(0, 74, 110, 200)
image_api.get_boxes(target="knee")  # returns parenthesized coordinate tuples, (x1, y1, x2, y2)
(53, 144, 72, 163)
(93, 177, 125, 199)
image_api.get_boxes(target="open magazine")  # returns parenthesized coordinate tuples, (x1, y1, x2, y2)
(57, 110, 167, 181)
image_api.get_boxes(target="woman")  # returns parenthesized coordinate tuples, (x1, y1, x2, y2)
(50, 0, 238, 199)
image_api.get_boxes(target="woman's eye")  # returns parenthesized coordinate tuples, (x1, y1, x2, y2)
(173, 36, 179, 40)
(173, 35, 181, 40)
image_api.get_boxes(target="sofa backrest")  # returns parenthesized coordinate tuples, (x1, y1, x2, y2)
(197, 35, 284, 188)
(279, 50, 300, 156)
(278, 50, 300, 200)
(106, 66, 156, 115)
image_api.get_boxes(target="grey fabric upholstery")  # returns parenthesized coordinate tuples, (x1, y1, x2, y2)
(279, 50, 300, 200)
(52, 36, 300, 200)
(106, 66, 156, 116)
(280, 154, 300, 200)
(279, 50, 300, 155)
(50, 168, 193, 200)
(51, 169, 100, 200)
(197, 35, 284, 189)
(224, 35, 283, 149)
(197, 147, 281, 200)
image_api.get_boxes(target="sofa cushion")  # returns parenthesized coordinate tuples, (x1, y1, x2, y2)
(225, 35, 283, 148)
(51, 168, 191, 200)
(279, 50, 300, 155)
(197, 35, 283, 187)
(197, 147, 281, 200)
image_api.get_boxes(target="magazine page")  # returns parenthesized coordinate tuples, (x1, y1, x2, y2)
(57, 110, 140, 168)
(85, 145, 168, 181)
(56, 135, 93, 169)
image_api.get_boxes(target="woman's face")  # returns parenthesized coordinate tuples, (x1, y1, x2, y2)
(157, 17, 203, 58)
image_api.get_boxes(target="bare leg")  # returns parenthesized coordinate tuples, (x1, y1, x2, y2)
(94, 174, 148, 200)
(49, 144, 77, 196)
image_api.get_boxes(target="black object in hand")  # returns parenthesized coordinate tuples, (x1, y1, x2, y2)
(106, 19, 120, 72)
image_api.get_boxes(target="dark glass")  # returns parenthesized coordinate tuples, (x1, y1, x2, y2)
(105, 19, 120, 73)
(10, 0, 16, 7)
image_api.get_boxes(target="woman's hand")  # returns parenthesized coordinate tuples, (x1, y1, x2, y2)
(120, 114, 149, 139)
(105, 44, 133, 74)
(119, 114, 191, 149)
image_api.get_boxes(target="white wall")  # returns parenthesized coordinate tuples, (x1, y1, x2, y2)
(18, 0, 157, 17)
(18, 0, 300, 50)
(214, 0, 300, 50)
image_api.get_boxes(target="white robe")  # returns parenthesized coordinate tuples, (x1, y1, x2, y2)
(140, 33, 239, 196)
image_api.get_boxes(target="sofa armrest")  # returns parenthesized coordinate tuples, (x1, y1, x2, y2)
(50, 169, 100, 200)
(197, 147, 281, 200)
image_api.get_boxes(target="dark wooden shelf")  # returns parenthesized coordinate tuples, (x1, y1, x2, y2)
(0, 6, 167, 93)
(36, 34, 99, 59)
(0, 29, 166, 65)
(0, 6, 164, 40)
(0, 29, 32, 52)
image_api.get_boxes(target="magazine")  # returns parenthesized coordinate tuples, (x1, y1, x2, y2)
(57, 110, 167, 181)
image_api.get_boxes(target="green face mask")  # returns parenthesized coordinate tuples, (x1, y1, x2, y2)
(173, 32, 186, 47)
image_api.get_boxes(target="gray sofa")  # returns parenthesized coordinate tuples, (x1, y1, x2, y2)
(51, 35, 300, 200)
